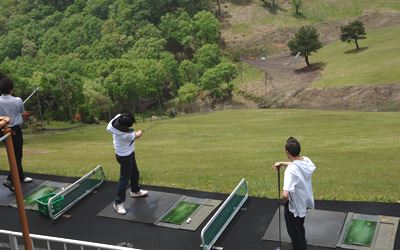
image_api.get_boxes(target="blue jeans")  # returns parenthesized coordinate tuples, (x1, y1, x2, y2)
(115, 152, 140, 204)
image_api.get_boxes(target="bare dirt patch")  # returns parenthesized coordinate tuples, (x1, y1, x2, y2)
(238, 54, 400, 111)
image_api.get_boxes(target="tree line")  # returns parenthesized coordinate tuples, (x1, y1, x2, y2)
(0, 0, 237, 123)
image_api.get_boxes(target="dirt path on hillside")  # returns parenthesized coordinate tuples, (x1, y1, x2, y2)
(227, 9, 400, 111)
(239, 54, 400, 111)
(242, 53, 319, 94)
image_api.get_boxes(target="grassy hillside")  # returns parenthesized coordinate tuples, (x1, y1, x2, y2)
(226, 0, 400, 35)
(311, 24, 400, 87)
(1, 109, 399, 202)
(232, 62, 264, 88)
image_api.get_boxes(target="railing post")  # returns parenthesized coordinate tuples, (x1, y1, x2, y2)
(9, 234, 19, 250)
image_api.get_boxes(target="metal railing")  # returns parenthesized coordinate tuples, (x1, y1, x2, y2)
(200, 178, 248, 250)
(0, 229, 141, 250)
(48, 165, 106, 219)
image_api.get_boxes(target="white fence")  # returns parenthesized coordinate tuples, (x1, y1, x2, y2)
(0, 229, 141, 250)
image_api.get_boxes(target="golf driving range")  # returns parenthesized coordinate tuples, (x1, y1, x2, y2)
(1, 0, 400, 248)
(0, 109, 399, 249)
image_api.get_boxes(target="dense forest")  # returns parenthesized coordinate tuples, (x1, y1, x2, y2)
(0, 0, 238, 122)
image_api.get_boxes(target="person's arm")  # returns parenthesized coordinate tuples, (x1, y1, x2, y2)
(281, 190, 289, 202)
(18, 98, 25, 114)
(282, 165, 296, 203)
(272, 162, 291, 201)
(271, 161, 291, 170)
(134, 130, 143, 139)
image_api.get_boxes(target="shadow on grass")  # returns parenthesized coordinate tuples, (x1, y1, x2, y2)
(260, 2, 285, 15)
(345, 47, 369, 54)
(295, 62, 326, 74)
(229, 0, 252, 6)
(293, 12, 306, 19)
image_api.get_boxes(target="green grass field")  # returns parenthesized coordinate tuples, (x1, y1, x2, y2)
(232, 62, 264, 88)
(1, 109, 399, 203)
(311, 24, 400, 87)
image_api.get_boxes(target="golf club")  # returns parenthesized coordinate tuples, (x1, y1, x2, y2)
(276, 166, 282, 250)
(23, 88, 39, 104)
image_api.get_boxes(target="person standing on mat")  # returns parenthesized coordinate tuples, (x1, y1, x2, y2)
(272, 137, 316, 250)
(107, 113, 148, 215)
(0, 76, 33, 192)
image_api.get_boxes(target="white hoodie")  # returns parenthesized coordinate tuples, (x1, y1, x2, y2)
(283, 156, 316, 217)
(106, 114, 136, 156)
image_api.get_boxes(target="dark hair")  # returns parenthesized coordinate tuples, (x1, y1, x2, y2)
(0, 72, 6, 81)
(0, 77, 14, 95)
(285, 136, 301, 157)
(118, 113, 135, 128)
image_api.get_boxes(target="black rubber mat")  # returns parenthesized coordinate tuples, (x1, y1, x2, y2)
(97, 190, 183, 223)
(263, 207, 348, 248)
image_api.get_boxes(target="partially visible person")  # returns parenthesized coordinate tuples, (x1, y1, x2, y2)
(107, 113, 148, 215)
(272, 137, 316, 250)
(0, 76, 33, 192)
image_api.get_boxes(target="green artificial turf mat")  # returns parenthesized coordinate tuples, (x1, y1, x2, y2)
(343, 219, 377, 246)
(25, 185, 59, 206)
(160, 201, 200, 225)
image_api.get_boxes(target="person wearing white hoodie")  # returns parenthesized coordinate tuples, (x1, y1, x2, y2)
(272, 137, 316, 250)
(107, 113, 148, 215)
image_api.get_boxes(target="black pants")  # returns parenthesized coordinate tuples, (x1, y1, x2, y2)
(284, 201, 307, 250)
(115, 152, 140, 204)
(7, 125, 25, 182)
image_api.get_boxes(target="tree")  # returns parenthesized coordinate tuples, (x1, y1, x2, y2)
(292, 0, 302, 15)
(159, 9, 194, 48)
(287, 26, 322, 67)
(193, 11, 220, 46)
(82, 79, 112, 122)
(176, 82, 199, 112)
(84, 0, 113, 20)
(123, 36, 166, 60)
(340, 20, 366, 50)
(199, 62, 238, 100)
(193, 43, 220, 75)
(0, 31, 23, 62)
(179, 60, 199, 84)
(21, 39, 37, 57)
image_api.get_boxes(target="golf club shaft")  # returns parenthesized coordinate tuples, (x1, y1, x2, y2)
(23, 88, 39, 104)
(278, 167, 281, 249)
